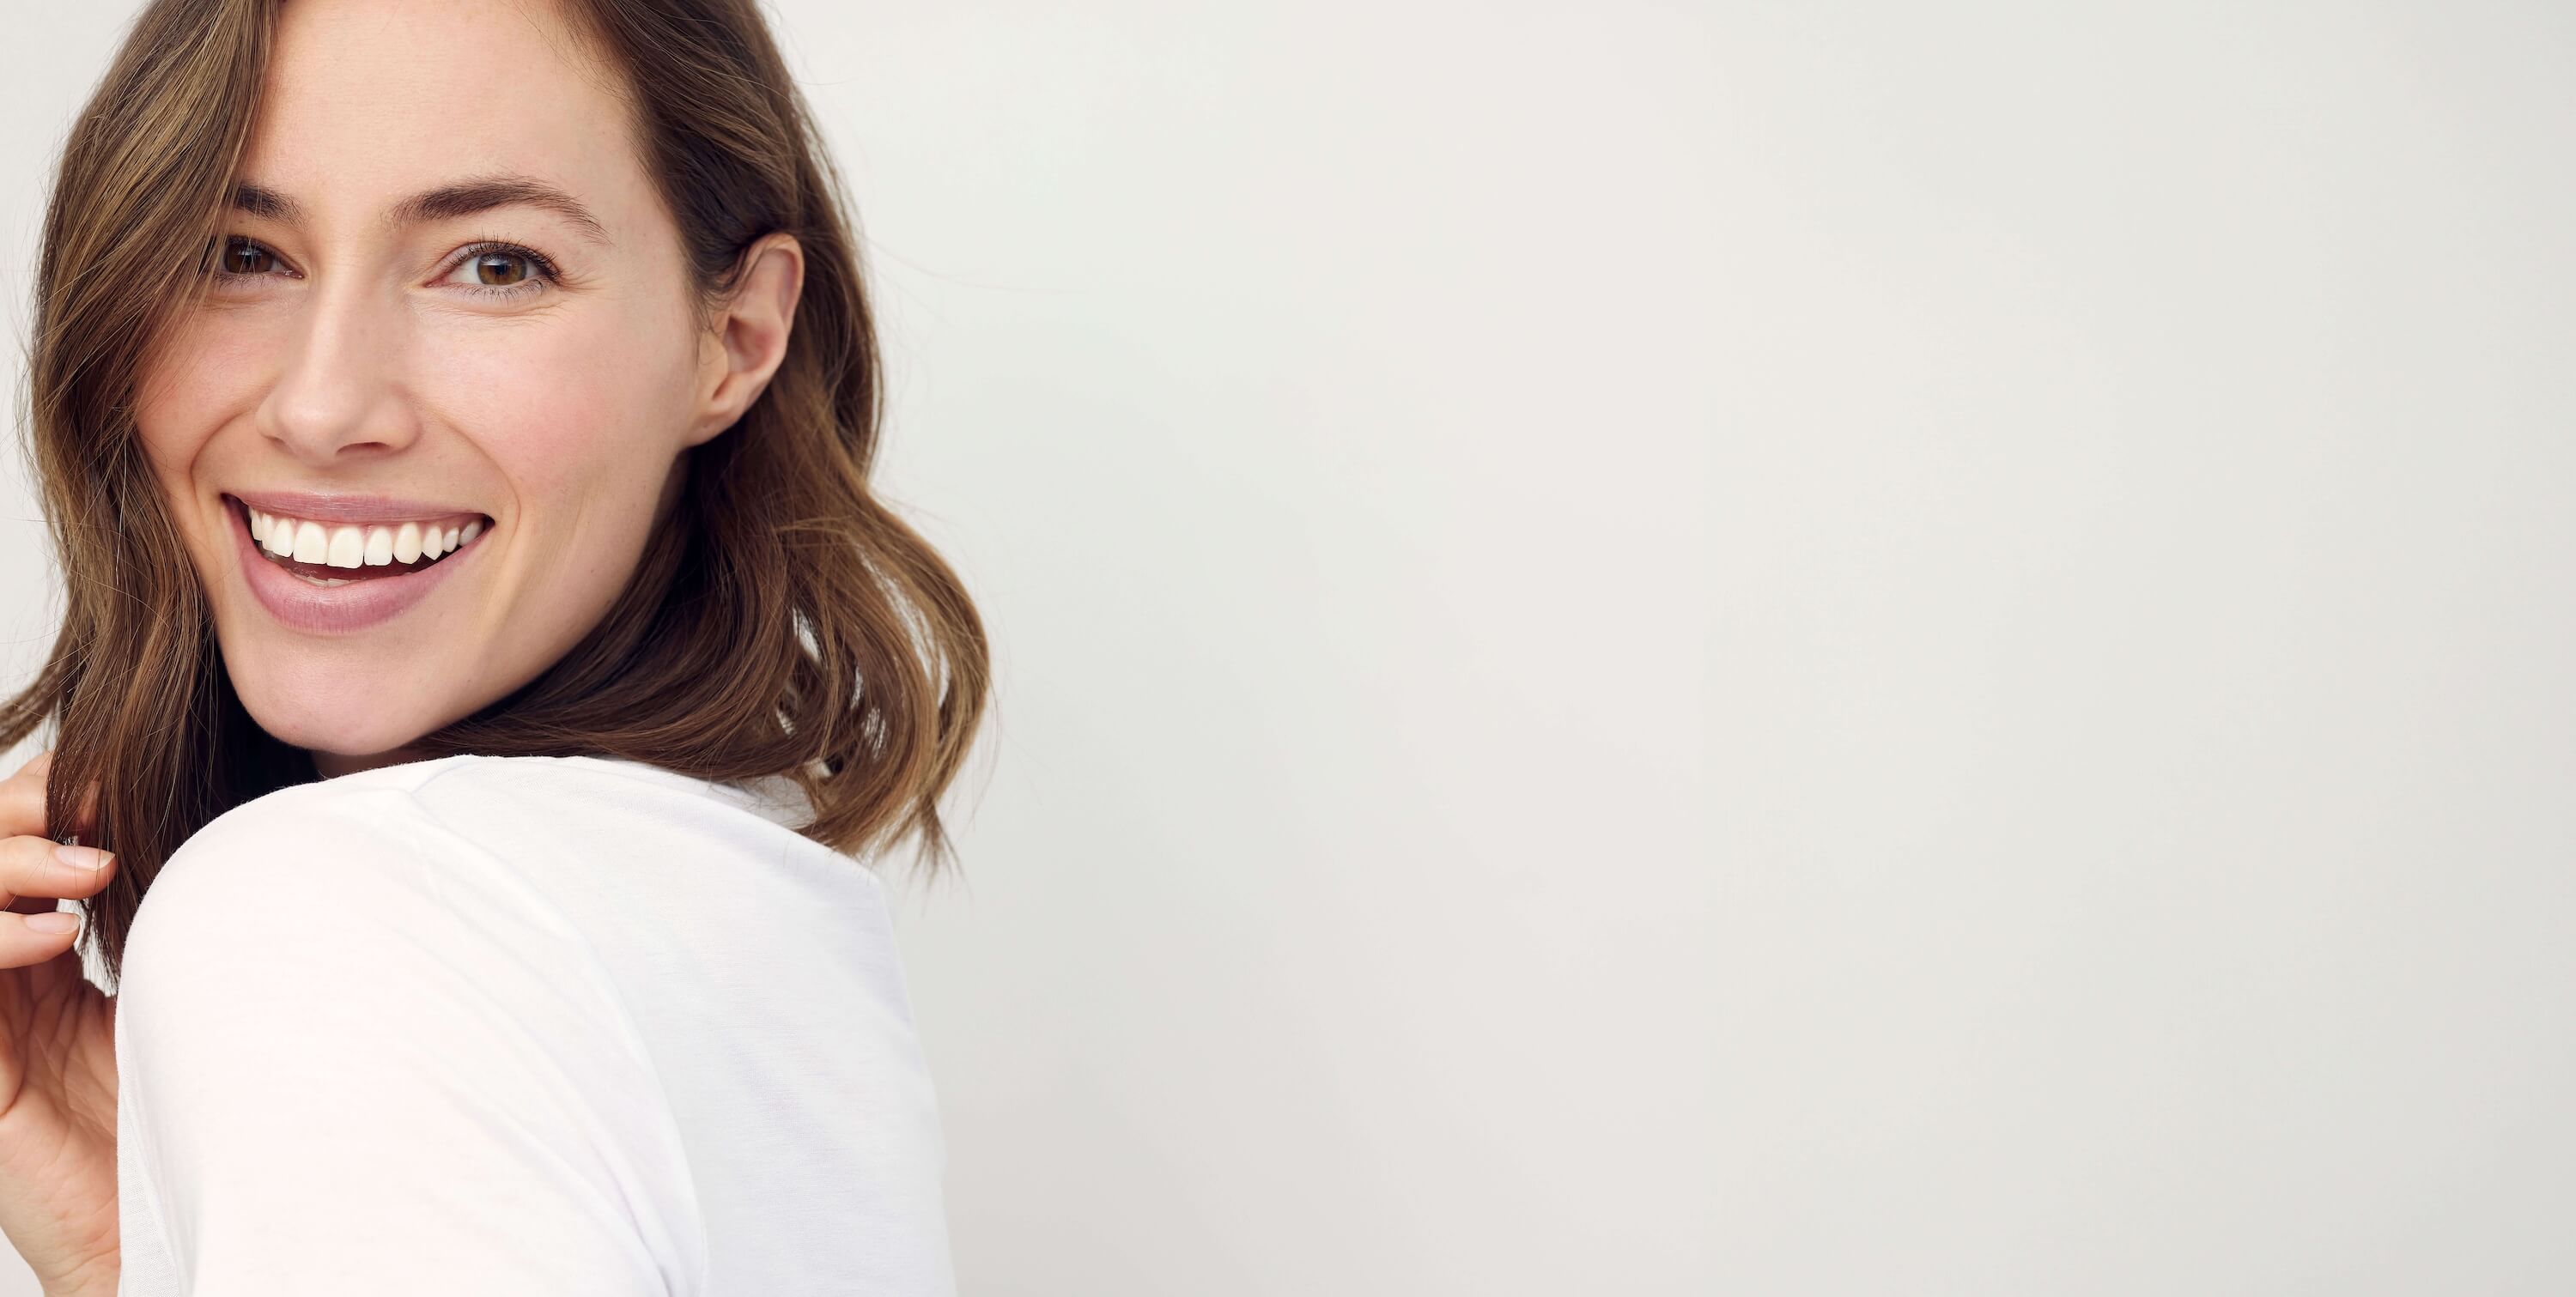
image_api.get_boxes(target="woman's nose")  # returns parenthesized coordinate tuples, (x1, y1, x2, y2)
(252, 278, 425, 463)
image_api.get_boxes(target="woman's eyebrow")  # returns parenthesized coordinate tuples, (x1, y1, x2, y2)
(227, 174, 614, 248)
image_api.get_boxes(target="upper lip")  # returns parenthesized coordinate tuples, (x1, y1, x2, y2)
(225, 489, 490, 525)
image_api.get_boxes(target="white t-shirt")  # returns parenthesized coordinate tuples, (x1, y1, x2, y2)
(111, 753, 957, 1295)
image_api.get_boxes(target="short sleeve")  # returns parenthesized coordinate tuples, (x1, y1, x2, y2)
(113, 786, 708, 1296)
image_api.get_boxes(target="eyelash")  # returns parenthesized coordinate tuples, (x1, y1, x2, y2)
(203, 233, 563, 300)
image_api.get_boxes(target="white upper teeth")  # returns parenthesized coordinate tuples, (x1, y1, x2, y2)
(247, 506, 484, 570)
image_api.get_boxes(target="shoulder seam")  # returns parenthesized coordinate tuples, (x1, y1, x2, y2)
(404, 754, 716, 803)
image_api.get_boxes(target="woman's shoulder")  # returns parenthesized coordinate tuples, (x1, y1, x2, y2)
(144, 753, 873, 968)
(288, 752, 818, 829)
(124, 764, 647, 1040)
(113, 762, 715, 1294)
(171, 753, 828, 878)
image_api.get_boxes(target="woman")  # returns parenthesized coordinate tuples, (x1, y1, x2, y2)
(0, 0, 989, 1291)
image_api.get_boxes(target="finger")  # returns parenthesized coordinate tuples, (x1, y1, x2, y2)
(0, 834, 115, 908)
(65, 777, 99, 838)
(0, 909, 83, 968)
(1, 749, 46, 791)
(0, 764, 39, 841)
(0, 750, 98, 841)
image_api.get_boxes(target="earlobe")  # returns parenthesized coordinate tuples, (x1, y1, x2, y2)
(684, 234, 805, 448)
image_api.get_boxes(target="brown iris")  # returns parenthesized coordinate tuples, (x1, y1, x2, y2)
(467, 252, 533, 287)
(218, 239, 272, 275)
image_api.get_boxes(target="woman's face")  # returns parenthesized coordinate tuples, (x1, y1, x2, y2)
(131, 0, 799, 778)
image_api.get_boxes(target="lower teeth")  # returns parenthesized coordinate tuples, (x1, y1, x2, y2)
(295, 573, 356, 587)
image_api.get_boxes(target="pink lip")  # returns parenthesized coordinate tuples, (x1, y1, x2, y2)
(230, 488, 489, 526)
(228, 496, 483, 635)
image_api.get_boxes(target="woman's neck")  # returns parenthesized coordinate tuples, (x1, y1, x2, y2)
(310, 745, 430, 779)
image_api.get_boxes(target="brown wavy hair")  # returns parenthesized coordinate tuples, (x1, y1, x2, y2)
(1, 0, 992, 983)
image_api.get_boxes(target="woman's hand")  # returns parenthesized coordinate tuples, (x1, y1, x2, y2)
(0, 751, 119, 1295)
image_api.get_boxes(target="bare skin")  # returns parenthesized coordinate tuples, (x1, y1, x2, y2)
(0, 752, 117, 1296)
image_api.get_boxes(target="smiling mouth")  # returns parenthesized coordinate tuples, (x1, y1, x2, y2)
(228, 495, 492, 586)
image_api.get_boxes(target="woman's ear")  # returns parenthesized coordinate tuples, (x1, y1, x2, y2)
(685, 233, 805, 448)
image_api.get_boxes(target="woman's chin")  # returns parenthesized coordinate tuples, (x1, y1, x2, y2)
(216, 618, 454, 736)
(232, 685, 437, 768)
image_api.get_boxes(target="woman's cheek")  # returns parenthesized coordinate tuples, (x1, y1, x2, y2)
(134, 314, 270, 462)
(438, 307, 673, 449)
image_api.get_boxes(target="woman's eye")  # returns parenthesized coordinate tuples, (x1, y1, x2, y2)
(205, 236, 281, 279)
(459, 252, 533, 288)
(220, 239, 273, 276)
(444, 244, 559, 297)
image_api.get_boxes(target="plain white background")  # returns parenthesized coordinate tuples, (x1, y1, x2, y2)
(5, 1, 2570, 1294)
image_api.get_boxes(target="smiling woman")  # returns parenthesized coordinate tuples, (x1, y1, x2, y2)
(0, 0, 987, 1293)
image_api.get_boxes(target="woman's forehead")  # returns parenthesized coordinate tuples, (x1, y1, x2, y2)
(240, 0, 641, 228)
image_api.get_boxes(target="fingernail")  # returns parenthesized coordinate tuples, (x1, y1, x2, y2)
(53, 845, 111, 872)
(26, 912, 78, 934)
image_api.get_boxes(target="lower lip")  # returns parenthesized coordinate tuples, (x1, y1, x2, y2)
(229, 498, 484, 635)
